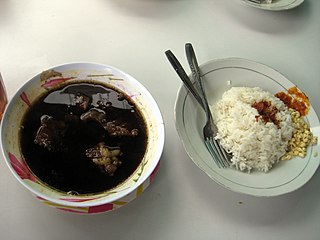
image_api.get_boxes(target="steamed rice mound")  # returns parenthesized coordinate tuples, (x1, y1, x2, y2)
(211, 87, 294, 172)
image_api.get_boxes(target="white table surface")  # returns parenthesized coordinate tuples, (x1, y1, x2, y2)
(0, 0, 319, 239)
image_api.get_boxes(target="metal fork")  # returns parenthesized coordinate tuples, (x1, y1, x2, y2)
(165, 47, 230, 168)
(185, 43, 230, 168)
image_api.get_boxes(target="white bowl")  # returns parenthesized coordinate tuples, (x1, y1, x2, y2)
(1, 62, 165, 211)
(174, 58, 320, 197)
(241, 0, 304, 11)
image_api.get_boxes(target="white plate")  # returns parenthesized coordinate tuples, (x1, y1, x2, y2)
(241, 0, 304, 11)
(174, 58, 320, 197)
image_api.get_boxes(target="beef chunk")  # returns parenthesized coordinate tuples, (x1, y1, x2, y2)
(252, 101, 280, 127)
(73, 93, 92, 111)
(105, 121, 139, 137)
(34, 115, 67, 152)
(86, 142, 122, 176)
(80, 108, 106, 122)
(80, 109, 139, 137)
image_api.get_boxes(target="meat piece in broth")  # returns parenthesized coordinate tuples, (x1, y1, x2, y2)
(34, 115, 67, 152)
(86, 142, 123, 176)
(80, 108, 139, 137)
(104, 121, 139, 137)
(73, 92, 92, 111)
(80, 108, 106, 122)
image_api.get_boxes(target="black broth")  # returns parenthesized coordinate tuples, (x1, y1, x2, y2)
(19, 82, 147, 194)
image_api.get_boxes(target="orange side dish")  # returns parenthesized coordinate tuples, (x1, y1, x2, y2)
(275, 86, 310, 116)
(288, 86, 310, 103)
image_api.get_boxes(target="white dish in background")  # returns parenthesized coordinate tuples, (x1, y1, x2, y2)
(174, 58, 320, 197)
(241, 0, 304, 11)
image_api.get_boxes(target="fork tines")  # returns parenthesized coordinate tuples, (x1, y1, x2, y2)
(205, 136, 230, 168)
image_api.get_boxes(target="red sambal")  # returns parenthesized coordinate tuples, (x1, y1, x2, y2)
(275, 86, 310, 116)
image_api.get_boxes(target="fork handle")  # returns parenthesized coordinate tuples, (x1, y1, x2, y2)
(165, 50, 204, 109)
(185, 43, 212, 121)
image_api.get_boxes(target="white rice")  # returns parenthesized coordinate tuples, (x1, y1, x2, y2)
(211, 87, 294, 172)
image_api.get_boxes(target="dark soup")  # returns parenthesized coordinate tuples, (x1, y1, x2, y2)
(19, 82, 148, 194)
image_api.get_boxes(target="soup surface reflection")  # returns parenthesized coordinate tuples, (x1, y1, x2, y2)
(20, 82, 148, 194)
